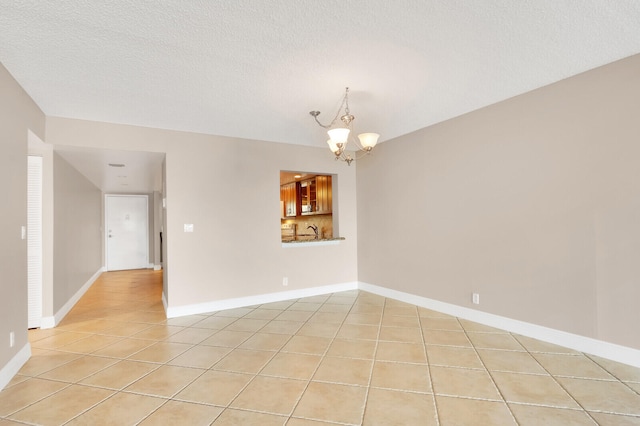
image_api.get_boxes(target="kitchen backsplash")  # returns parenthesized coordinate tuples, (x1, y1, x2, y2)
(281, 214, 333, 239)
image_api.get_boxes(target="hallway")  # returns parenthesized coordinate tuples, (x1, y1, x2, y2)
(1, 270, 640, 424)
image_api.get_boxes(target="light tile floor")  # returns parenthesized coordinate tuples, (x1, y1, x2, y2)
(2, 270, 640, 425)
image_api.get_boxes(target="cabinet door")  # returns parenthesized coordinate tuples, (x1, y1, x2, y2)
(316, 175, 332, 214)
(300, 178, 318, 215)
(300, 180, 309, 213)
(282, 183, 297, 217)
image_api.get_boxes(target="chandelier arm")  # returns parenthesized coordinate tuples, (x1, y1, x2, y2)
(353, 149, 373, 160)
(332, 143, 372, 166)
(343, 148, 372, 161)
(311, 114, 332, 129)
(309, 88, 350, 129)
(349, 134, 366, 152)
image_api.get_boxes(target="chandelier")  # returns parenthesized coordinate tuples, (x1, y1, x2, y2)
(309, 87, 379, 165)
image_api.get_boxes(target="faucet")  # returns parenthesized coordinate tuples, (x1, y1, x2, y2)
(307, 224, 319, 239)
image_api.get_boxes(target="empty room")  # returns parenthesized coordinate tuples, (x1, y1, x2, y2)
(1, 2, 640, 425)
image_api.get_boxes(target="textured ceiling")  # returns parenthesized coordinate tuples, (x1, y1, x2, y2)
(2, 1, 640, 149)
(54, 146, 164, 193)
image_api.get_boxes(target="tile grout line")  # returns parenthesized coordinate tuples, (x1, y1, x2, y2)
(3, 381, 75, 421)
(356, 293, 386, 426)
(456, 318, 521, 425)
(284, 291, 363, 425)
(510, 332, 602, 425)
(170, 306, 293, 423)
(198, 293, 349, 422)
(66, 295, 222, 423)
(69, 273, 200, 425)
(585, 353, 640, 398)
(211, 304, 301, 422)
(61, 327, 208, 424)
(417, 305, 441, 426)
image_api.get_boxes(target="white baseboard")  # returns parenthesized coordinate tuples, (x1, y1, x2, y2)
(40, 267, 104, 329)
(153, 264, 162, 271)
(0, 343, 31, 391)
(166, 282, 358, 318)
(359, 282, 640, 369)
(150, 277, 640, 368)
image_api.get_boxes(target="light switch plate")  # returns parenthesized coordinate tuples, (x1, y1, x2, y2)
(184, 224, 194, 233)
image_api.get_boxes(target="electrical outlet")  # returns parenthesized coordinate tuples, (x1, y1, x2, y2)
(184, 224, 194, 233)
(282, 277, 288, 287)
(472, 293, 480, 305)
(9, 331, 15, 348)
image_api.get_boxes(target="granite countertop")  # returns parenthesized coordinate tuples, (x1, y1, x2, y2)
(282, 237, 346, 244)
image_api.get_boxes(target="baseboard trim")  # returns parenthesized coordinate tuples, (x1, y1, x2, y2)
(166, 282, 359, 318)
(40, 267, 104, 329)
(358, 282, 640, 369)
(153, 264, 162, 271)
(158, 278, 640, 368)
(0, 343, 31, 391)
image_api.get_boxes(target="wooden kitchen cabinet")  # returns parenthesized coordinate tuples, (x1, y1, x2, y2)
(315, 175, 332, 214)
(281, 182, 298, 217)
(300, 175, 332, 215)
(299, 179, 316, 215)
(281, 174, 332, 217)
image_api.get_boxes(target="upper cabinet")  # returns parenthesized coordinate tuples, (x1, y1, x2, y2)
(301, 175, 332, 216)
(315, 175, 332, 215)
(281, 182, 298, 217)
(299, 179, 316, 214)
(281, 174, 332, 217)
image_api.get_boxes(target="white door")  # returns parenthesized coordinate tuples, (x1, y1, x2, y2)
(27, 156, 43, 328)
(106, 195, 149, 271)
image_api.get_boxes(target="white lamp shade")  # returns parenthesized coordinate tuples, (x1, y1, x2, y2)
(328, 127, 350, 145)
(326, 139, 340, 153)
(358, 133, 379, 149)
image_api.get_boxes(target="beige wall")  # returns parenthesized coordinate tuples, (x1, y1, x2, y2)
(53, 153, 103, 312)
(357, 54, 640, 350)
(0, 63, 45, 370)
(45, 118, 359, 310)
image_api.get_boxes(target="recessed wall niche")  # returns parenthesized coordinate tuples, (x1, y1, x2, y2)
(280, 171, 336, 242)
